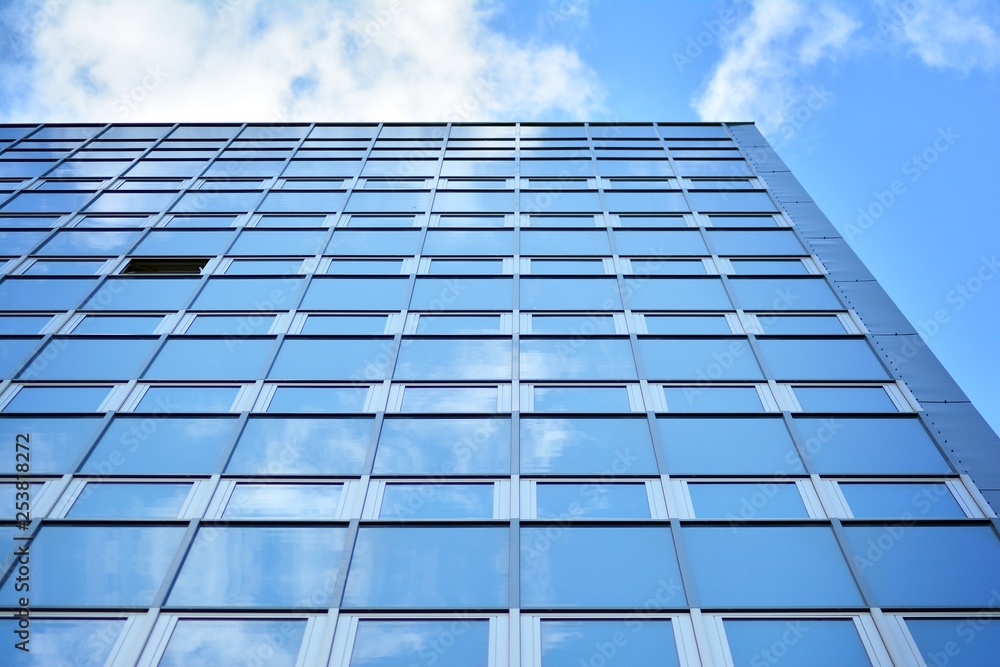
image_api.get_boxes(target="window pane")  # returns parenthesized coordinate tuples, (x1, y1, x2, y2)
(729, 277, 841, 311)
(400, 386, 498, 412)
(731, 259, 809, 275)
(67, 482, 192, 518)
(423, 230, 513, 254)
(223, 483, 343, 519)
(300, 315, 388, 334)
(144, 338, 273, 380)
(532, 386, 631, 412)
(724, 619, 872, 667)
(169, 526, 347, 607)
(758, 314, 847, 335)
(374, 417, 510, 474)
(530, 259, 604, 275)
(410, 278, 513, 310)
(136, 385, 239, 412)
(132, 230, 233, 256)
(0, 417, 101, 474)
(74, 315, 163, 334)
(327, 259, 404, 274)
(708, 229, 803, 255)
(184, 315, 275, 335)
(684, 526, 863, 607)
(906, 618, 1000, 667)
(226, 417, 373, 475)
(24, 259, 105, 275)
(191, 277, 304, 310)
(792, 417, 950, 474)
(656, 417, 802, 475)
(662, 385, 763, 412)
(520, 418, 658, 474)
(794, 386, 898, 412)
(530, 314, 617, 334)
(267, 386, 369, 412)
(427, 259, 504, 274)
(521, 230, 611, 255)
(540, 619, 680, 667)
(536, 483, 651, 519)
(81, 417, 237, 474)
(625, 278, 731, 310)
(270, 338, 392, 380)
(639, 338, 762, 380)
(349, 620, 489, 667)
(83, 277, 199, 311)
(342, 526, 508, 608)
(301, 277, 409, 310)
(520, 339, 637, 380)
(5, 385, 110, 412)
(379, 483, 495, 519)
(688, 482, 808, 519)
(614, 229, 707, 255)
(21, 338, 157, 380)
(229, 229, 328, 255)
(0, 316, 52, 334)
(521, 526, 684, 608)
(844, 525, 1000, 607)
(0, 525, 185, 606)
(757, 338, 888, 380)
(628, 258, 707, 275)
(839, 482, 965, 519)
(415, 314, 502, 334)
(158, 619, 307, 667)
(394, 339, 511, 380)
(0, 618, 126, 667)
(521, 278, 622, 310)
(0, 278, 98, 311)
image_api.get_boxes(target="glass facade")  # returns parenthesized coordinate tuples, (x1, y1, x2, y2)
(0, 122, 997, 666)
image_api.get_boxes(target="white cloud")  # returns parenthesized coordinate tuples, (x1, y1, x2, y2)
(692, 0, 859, 141)
(881, 0, 1000, 73)
(0, 0, 604, 122)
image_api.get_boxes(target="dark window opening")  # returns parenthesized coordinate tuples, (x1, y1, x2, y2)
(121, 257, 209, 274)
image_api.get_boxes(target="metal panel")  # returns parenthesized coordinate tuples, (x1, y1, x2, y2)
(802, 237, 877, 281)
(869, 333, 969, 402)
(921, 401, 1000, 488)
(835, 281, 918, 335)
(757, 170, 814, 203)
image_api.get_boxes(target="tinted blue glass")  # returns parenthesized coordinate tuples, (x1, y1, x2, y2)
(267, 386, 369, 412)
(688, 482, 808, 519)
(529, 315, 617, 334)
(520, 190, 602, 214)
(410, 277, 513, 310)
(343, 526, 508, 608)
(394, 339, 511, 380)
(758, 338, 889, 380)
(159, 619, 307, 667)
(1, 191, 94, 212)
(629, 259, 706, 275)
(674, 159, 752, 176)
(131, 230, 233, 256)
(530, 259, 605, 274)
(731, 259, 810, 274)
(794, 386, 898, 412)
(625, 278, 731, 310)
(422, 229, 513, 255)
(74, 315, 163, 334)
(349, 620, 489, 667)
(536, 483, 651, 519)
(521, 417, 658, 474)
(521, 230, 611, 255)
(521, 278, 622, 310)
(229, 229, 328, 255)
(226, 417, 373, 474)
(415, 314, 502, 333)
(82, 277, 199, 310)
(270, 338, 393, 380)
(520, 159, 593, 176)
(846, 525, 1000, 607)
(300, 315, 388, 334)
(327, 259, 404, 274)
(204, 159, 287, 177)
(0, 417, 101, 473)
(907, 618, 1000, 667)
(596, 159, 673, 176)
(192, 277, 304, 310)
(87, 191, 179, 212)
(362, 159, 439, 175)
(20, 338, 157, 380)
(639, 338, 762, 380)
(685, 526, 863, 607)
(614, 229, 706, 255)
(5, 386, 110, 412)
(708, 229, 804, 255)
(662, 386, 764, 412)
(374, 417, 510, 474)
(618, 215, 688, 227)
(532, 386, 631, 412)
(521, 339, 637, 379)
(441, 160, 514, 177)
(170, 190, 260, 213)
(433, 191, 515, 213)
(793, 417, 950, 474)
(327, 229, 422, 255)
(379, 483, 495, 519)
(0, 278, 98, 311)
(401, 386, 498, 412)
(185, 315, 275, 335)
(840, 482, 965, 518)
(82, 417, 237, 474)
(724, 619, 871, 667)
(136, 385, 239, 412)
(223, 483, 344, 519)
(0, 338, 40, 378)
(528, 215, 597, 227)
(0, 230, 48, 253)
(0, 316, 51, 334)
(169, 526, 347, 607)
(521, 526, 684, 608)
(540, 619, 679, 667)
(256, 190, 347, 213)
(0, 618, 126, 667)
(657, 417, 803, 475)
(144, 338, 273, 380)
(758, 314, 847, 334)
(0, 525, 185, 606)
(126, 160, 208, 176)
(344, 190, 431, 213)
(688, 191, 776, 212)
(729, 277, 841, 310)
(283, 159, 362, 177)
(68, 482, 192, 518)
(301, 277, 408, 310)
(604, 191, 688, 213)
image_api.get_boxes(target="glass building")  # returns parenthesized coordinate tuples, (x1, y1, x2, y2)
(0, 122, 998, 666)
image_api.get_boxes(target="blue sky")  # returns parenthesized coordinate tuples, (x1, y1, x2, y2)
(1, 0, 998, 433)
